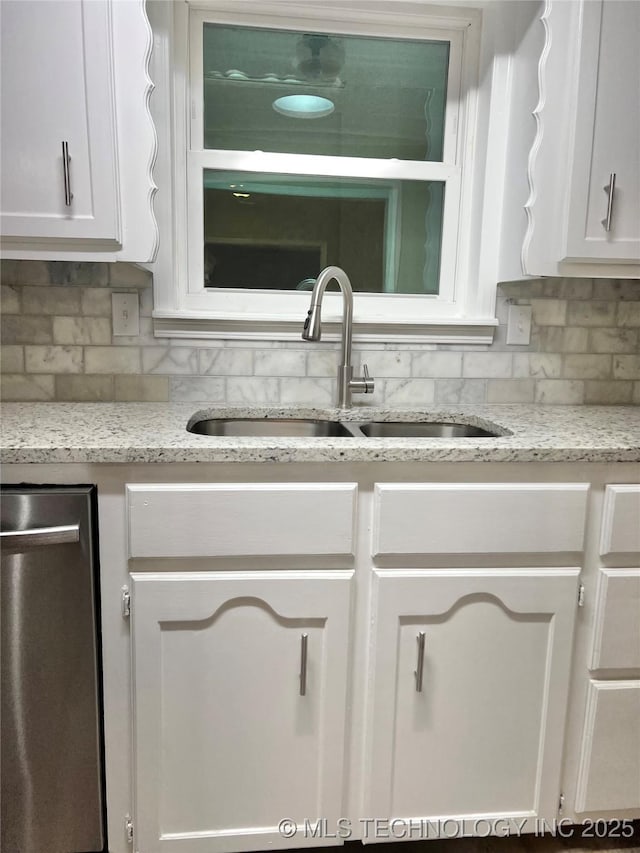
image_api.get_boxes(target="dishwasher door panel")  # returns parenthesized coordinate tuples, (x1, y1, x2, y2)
(1, 486, 105, 853)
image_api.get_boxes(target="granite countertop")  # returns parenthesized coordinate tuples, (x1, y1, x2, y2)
(1, 402, 639, 464)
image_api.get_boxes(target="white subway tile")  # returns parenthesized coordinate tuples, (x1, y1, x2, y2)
(563, 354, 612, 379)
(567, 301, 617, 326)
(487, 379, 535, 403)
(530, 299, 567, 326)
(280, 377, 334, 406)
(56, 375, 114, 401)
(199, 348, 253, 376)
(462, 352, 512, 379)
(412, 351, 462, 378)
(613, 355, 640, 380)
(115, 375, 169, 402)
(142, 347, 198, 374)
(1, 345, 24, 373)
(227, 377, 279, 405)
(53, 317, 111, 345)
(384, 378, 435, 405)
(253, 349, 306, 376)
(169, 377, 226, 403)
(535, 380, 584, 405)
(23, 286, 81, 315)
(84, 347, 140, 374)
(0, 374, 54, 401)
(584, 381, 633, 405)
(25, 346, 83, 374)
(435, 379, 487, 404)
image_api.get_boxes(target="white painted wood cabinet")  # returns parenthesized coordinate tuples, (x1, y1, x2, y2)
(498, 0, 640, 280)
(3, 461, 638, 853)
(131, 570, 352, 853)
(365, 569, 579, 828)
(0, 0, 157, 262)
(567, 484, 640, 821)
(563, 0, 640, 265)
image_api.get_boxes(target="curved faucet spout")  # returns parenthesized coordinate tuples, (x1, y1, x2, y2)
(301, 266, 374, 408)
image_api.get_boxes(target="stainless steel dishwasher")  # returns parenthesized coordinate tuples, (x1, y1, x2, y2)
(1, 485, 105, 853)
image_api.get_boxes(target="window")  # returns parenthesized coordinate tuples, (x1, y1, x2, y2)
(150, 1, 500, 342)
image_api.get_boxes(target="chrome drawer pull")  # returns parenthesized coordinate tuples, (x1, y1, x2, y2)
(602, 172, 616, 232)
(62, 140, 73, 206)
(0, 524, 80, 549)
(299, 633, 308, 696)
(414, 631, 426, 692)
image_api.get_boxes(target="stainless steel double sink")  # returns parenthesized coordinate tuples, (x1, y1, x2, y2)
(187, 417, 506, 439)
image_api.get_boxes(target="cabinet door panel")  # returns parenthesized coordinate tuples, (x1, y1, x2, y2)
(590, 569, 640, 671)
(565, 0, 640, 262)
(575, 681, 640, 813)
(373, 483, 588, 556)
(365, 569, 579, 826)
(599, 485, 640, 557)
(131, 571, 351, 852)
(0, 0, 119, 242)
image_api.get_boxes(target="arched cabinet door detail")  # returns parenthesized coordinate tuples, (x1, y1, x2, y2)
(131, 570, 352, 853)
(364, 569, 580, 830)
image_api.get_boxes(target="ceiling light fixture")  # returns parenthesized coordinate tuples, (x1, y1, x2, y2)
(272, 94, 335, 119)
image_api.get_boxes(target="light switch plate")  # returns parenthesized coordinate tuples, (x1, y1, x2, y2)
(112, 292, 139, 337)
(506, 304, 532, 346)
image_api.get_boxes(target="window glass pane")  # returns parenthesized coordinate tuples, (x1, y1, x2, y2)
(203, 171, 443, 294)
(203, 24, 449, 161)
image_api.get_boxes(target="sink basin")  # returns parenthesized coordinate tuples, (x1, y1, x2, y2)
(188, 417, 354, 438)
(355, 421, 502, 438)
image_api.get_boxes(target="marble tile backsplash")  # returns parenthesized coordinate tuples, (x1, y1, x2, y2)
(1, 261, 639, 405)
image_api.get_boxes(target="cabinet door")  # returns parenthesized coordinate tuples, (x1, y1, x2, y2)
(564, 0, 640, 263)
(131, 570, 351, 853)
(365, 569, 579, 829)
(0, 0, 120, 243)
(575, 681, 640, 813)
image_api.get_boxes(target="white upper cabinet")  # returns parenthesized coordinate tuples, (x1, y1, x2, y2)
(0, 1, 119, 243)
(0, 0, 158, 262)
(564, 0, 640, 265)
(499, 0, 640, 280)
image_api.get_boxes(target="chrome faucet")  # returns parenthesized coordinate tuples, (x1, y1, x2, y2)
(301, 265, 374, 408)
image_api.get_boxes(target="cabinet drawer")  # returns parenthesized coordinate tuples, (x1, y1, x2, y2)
(127, 483, 356, 558)
(575, 680, 640, 813)
(373, 483, 589, 556)
(590, 569, 640, 671)
(600, 485, 640, 557)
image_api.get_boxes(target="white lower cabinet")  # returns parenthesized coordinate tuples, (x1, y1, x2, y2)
(113, 474, 639, 852)
(565, 484, 640, 822)
(365, 569, 580, 828)
(130, 570, 352, 853)
(575, 681, 640, 814)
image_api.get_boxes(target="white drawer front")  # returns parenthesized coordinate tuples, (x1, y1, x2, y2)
(373, 483, 589, 556)
(575, 680, 640, 813)
(600, 485, 640, 557)
(591, 569, 640, 671)
(127, 483, 357, 558)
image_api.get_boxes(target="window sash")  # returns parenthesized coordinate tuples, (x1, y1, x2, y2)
(150, 1, 497, 339)
(189, 10, 465, 167)
(185, 9, 466, 323)
(187, 150, 461, 320)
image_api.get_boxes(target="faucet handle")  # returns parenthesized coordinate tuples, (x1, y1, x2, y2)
(362, 363, 375, 394)
(349, 363, 374, 396)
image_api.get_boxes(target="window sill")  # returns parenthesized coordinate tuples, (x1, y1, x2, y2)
(152, 313, 498, 345)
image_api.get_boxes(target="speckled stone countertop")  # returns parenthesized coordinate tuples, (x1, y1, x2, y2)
(1, 402, 639, 465)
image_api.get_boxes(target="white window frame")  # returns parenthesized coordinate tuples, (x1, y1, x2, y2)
(150, 0, 500, 343)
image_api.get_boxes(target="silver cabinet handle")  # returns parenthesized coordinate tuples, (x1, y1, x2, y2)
(602, 172, 616, 232)
(299, 633, 308, 696)
(0, 524, 80, 549)
(62, 140, 73, 206)
(414, 631, 426, 692)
